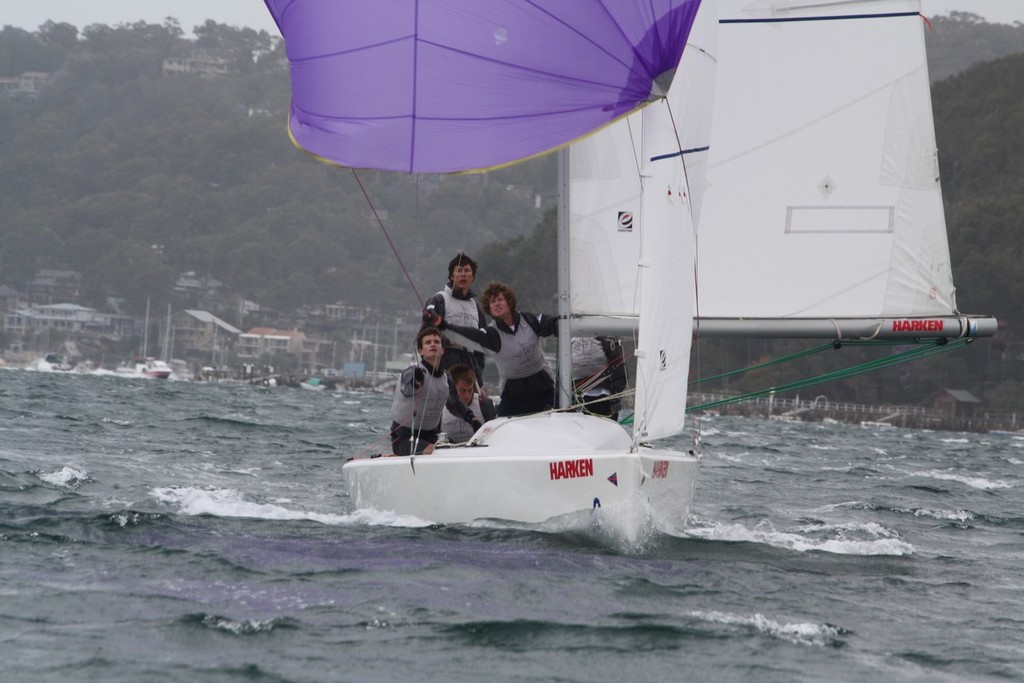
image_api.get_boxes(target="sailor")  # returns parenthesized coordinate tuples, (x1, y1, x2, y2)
(429, 281, 557, 417)
(441, 364, 496, 444)
(421, 252, 488, 380)
(571, 336, 626, 421)
(389, 327, 482, 455)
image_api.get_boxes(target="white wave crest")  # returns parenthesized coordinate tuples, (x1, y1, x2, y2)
(37, 466, 89, 488)
(201, 615, 279, 634)
(149, 486, 432, 527)
(692, 610, 844, 646)
(685, 518, 914, 556)
(909, 507, 974, 522)
(922, 470, 1015, 490)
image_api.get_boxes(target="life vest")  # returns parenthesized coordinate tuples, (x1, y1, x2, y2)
(439, 286, 486, 354)
(390, 361, 449, 430)
(571, 337, 608, 381)
(492, 318, 548, 380)
(441, 394, 487, 443)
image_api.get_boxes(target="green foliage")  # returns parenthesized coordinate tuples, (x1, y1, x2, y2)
(934, 53, 1024, 329)
(925, 13, 1024, 83)
(0, 20, 547, 317)
(477, 208, 557, 313)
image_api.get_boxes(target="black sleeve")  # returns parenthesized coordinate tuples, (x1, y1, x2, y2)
(522, 312, 559, 338)
(444, 322, 502, 353)
(481, 397, 497, 422)
(600, 337, 627, 393)
(420, 292, 446, 332)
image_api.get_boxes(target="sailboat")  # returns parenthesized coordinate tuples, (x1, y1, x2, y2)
(266, 0, 996, 535)
(266, 0, 709, 537)
(116, 298, 173, 379)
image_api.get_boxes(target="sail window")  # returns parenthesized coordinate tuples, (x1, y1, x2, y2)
(785, 206, 894, 234)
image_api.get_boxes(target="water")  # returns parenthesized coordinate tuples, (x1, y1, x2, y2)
(2, 368, 1022, 682)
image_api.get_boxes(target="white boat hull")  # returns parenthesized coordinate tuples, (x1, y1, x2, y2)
(343, 413, 699, 537)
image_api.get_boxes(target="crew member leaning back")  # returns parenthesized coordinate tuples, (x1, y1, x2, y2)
(389, 326, 481, 456)
(429, 281, 557, 417)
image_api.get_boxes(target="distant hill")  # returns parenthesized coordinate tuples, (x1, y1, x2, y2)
(925, 12, 1024, 81)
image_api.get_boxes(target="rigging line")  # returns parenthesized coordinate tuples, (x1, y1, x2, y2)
(661, 95, 705, 445)
(691, 339, 967, 412)
(350, 168, 424, 309)
(690, 342, 837, 385)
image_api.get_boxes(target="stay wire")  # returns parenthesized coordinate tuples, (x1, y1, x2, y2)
(350, 168, 428, 449)
(350, 168, 424, 309)
(662, 96, 705, 446)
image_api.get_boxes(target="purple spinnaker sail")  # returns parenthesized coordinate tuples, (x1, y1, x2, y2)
(265, 0, 701, 173)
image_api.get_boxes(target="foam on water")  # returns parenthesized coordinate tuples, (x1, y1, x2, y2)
(149, 486, 432, 528)
(691, 610, 845, 647)
(685, 517, 915, 555)
(921, 470, 1016, 490)
(37, 466, 90, 488)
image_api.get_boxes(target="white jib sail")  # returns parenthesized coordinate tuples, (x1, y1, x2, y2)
(633, 97, 698, 443)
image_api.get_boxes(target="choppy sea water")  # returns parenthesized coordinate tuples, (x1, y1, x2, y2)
(1, 368, 1022, 682)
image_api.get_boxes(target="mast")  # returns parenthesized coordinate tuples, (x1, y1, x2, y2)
(163, 303, 172, 362)
(556, 148, 573, 409)
(141, 297, 150, 358)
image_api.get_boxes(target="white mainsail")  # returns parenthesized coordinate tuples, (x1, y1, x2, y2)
(695, 0, 995, 339)
(569, 2, 717, 320)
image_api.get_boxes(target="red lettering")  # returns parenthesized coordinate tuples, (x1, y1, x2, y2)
(652, 460, 669, 479)
(891, 320, 944, 333)
(548, 458, 595, 481)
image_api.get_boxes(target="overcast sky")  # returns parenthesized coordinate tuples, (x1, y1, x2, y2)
(1, 0, 1022, 37)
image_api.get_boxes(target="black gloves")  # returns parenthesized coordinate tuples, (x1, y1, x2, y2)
(412, 367, 425, 387)
(422, 306, 445, 329)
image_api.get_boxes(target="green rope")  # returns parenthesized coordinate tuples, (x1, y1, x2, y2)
(690, 342, 835, 385)
(690, 338, 971, 412)
(620, 337, 972, 422)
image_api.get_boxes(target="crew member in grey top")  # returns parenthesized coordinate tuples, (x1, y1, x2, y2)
(421, 252, 487, 380)
(429, 281, 557, 417)
(390, 326, 481, 455)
